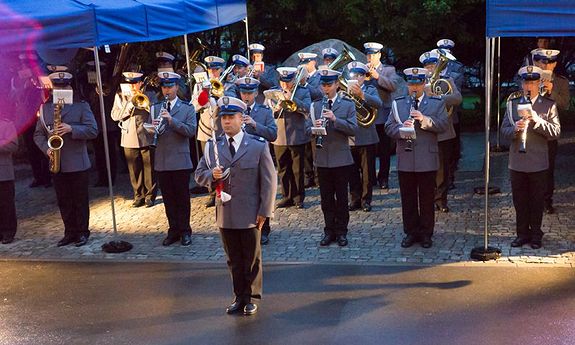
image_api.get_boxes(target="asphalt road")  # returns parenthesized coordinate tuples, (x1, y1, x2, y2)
(0, 261, 574, 345)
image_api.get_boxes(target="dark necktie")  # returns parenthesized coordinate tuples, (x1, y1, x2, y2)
(413, 97, 419, 110)
(246, 106, 251, 116)
(229, 137, 236, 158)
(328, 99, 333, 110)
(167, 101, 171, 112)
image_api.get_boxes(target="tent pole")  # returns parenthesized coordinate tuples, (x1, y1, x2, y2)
(95, 46, 132, 253)
(470, 37, 501, 261)
(244, 16, 250, 54)
(493, 37, 504, 151)
(184, 34, 200, 165)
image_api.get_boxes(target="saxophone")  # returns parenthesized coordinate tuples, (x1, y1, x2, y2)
(48, 100, 64, 173)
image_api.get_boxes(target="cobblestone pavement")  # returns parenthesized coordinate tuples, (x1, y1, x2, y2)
(1, 133, 574, 266)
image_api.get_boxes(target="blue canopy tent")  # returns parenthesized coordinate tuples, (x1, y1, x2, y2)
(0, 0, 247, 251)
(474, 0, 575, 260)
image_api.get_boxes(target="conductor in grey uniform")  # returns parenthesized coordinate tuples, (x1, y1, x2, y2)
(308, 68, 358, 247)
(149, 72, 197, 247)
(500, 65, 560, 249)
(195, 96, 277, 316)
(34, 72, 98, 247)
(236, 77, 278, 245)
(385, 68, 448, 249)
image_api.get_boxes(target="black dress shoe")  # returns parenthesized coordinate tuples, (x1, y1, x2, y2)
(260, 234, 269, 245)
(362, 203, 372, 212)
(379, 182, 389, 190)
(244, 303, 258, 315)
(162, 236, 179, 246)
(181, 234, 192, 246)
(295, 202, 305, 209)
(441, 206, 449, 213)
(401, 235, 418, 248)
(57, 236, 76, 247)
(511, 236, 530, 247)
(1, 236, 14, 244)
(226, 300, 245, 314)
(132, 199, 145, 208)
(75, 235, 89, 247)
(29, 180, 42, 188)
(348, 203, 361, 211)
(337, 235, 348, 247)
(320, 234, 335, 246)
(205, 196, 215, 208)
(420, 236, 433, 248)
(276, 199, 294, 208)
(544, 205, 555, 214)
(530, 238, 543, 249)
(145, 199, 155, 208)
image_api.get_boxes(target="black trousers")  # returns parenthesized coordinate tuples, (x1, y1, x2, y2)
(93, 131, 118, 184)
(510, 169, 546, 240)
(375, 123, 393, 185)
(435, 139, 455, 208)
(304, 142, 315, 182)
(157, 169, 192, 238)
(219, 228, 262, 303)
(274, 144, 306, 203)
(398, 171, 436, 237)
(24, 125, 50, 184)
(189, 136, 201, 172)
(450, 120, 461, 181)
(52, 170, 90, 238)
(544, 139, 558, 207)
(124, 147, 157, 202)
(350, 144, 376, 205)
(318, 165, 352, 237)
(0, 180, 17, 239)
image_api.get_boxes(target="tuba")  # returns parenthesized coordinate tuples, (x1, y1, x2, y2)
(338, 77, 377, 127)
(429, 49, 455, 115)
(328, 46, 356, 72)
(48, 99, 65, 174)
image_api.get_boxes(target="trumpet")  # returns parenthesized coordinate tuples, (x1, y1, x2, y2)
(150, 95, 169, 148)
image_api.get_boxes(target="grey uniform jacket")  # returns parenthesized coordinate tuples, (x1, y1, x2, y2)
(500, 96, 560, 173)
(426, 76, 462, 142)
(111, 93, 153, 148)
(349, 84, 382, 146)
(365, 63, 400, 125)
(195, 134, 278, 229)
(149, 99, 197, 171)
(244, 103, 278, 142)
(34, 101, 98, 173)
(273, 86, 312, 146)
(550, 74, 570, 111)
(0, 119, 18, 181)
(385, 94, 449, 172)
(307, 95, 358, 168)
(306, 72, 323, 102)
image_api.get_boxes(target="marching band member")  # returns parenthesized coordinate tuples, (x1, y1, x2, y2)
(154, 52, 189, 101)
(322, 48, 339, 66)
(224, 55, 252, 98)
(299, 52, 322, 101)
(0, 117, 18, 244)
(236, 77, 278, 245)
(195, 96, 277, 316)
(385, 68, 448, 249)
(532, 48, 570, 214)
(346, 62, 382, 213)
(272, 67, 311, 209)
(420, 50, 462, 213)
(248, 43, 279, 103)
(364, 42, 400, 190)
(436, 39, 465, 188)
(500, 66, 560, 249)
(149, 72, 197, 246)
(34, 72, 98, 247)
(307, 68, 358, 247)
(111, 72, 157, 208)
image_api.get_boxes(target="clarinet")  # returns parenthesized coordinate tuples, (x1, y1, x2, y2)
(151, 95, 169, 148)
(315, 96, 329, 149)
(405, 91, 418, 152)
(518, 91, 531, 153)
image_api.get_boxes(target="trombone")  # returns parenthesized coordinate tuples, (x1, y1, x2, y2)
(276, 66, 306, 118)
(210, 65, 234, 98)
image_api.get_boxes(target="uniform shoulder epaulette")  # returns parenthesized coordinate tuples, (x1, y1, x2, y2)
(248, 134, 266, 142)
(394, 96, 406, 101)
(298, 84, 308, 89)
(259, 103, 270, 110)
(429, 95, 443, 100)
